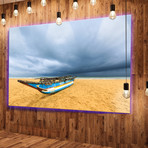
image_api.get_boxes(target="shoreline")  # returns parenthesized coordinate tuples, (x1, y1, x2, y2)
(9, 77, 131, 80)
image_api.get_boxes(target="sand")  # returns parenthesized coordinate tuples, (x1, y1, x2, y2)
(9, 78, 130, 113)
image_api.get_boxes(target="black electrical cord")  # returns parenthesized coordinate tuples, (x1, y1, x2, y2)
(3, 0, 4, 13)
(125, 0, 127, 83)
(58, 0, 60, 12)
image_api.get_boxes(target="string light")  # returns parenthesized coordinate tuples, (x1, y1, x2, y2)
(27, 1, 32, 14)
(1, 0, 6, 26)
(56, 0, 62, 25)
(41, 0, 47, 7)
(123, 0, 130, 99)
(145, 81, 148, 96)
(109, 0, 116, 20)
(1, 13, 6, 26)
(123, 83, 130, 99)
(73, 0, 78, 10)
(56, 12, 62, 25)
(90, 0, 96, 6)
(13, 4, 19, 16)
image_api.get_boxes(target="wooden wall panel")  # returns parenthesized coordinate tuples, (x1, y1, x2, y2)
(0, 0, 147, 147)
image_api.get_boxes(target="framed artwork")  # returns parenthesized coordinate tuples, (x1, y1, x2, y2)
(8, 15, 131, 113)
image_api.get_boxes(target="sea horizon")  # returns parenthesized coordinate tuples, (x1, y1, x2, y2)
(9, 76, 130, 80)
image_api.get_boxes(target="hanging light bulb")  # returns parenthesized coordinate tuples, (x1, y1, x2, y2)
(123, 0, 129, 99)
(41, 0, 47, 7)
(123, 83, 130, 99)
(73, 0, 78, 10)
(90, 0, 96, 6)
(1, 0, 6, 26)
(56, 12, 62, 26)
(13, 4, 19, 16)
(1, 13, 6, 26)
(145, 81, 148, 96)
(109, 4, 116, 20)
(27, 1, 32, 14)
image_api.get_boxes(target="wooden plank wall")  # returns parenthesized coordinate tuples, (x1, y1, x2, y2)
(0, 0, 148, 147)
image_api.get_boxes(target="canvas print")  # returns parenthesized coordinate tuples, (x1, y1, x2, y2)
(9, 15, 131, 113)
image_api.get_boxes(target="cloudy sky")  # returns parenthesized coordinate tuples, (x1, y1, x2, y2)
(9, 15, 131, 78)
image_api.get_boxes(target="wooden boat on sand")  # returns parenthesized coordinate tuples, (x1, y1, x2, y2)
(18, 75, 76, 94)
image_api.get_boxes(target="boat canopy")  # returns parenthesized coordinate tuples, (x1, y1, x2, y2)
(18, 75, 76, 85)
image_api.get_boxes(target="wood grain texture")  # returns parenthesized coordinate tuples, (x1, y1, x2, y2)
(0, 0, 24, 5)
(0, 130, 111, 148)
(0, 0, 147, 147)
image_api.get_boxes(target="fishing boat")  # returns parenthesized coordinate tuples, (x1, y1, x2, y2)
(18, 75, 76, 94)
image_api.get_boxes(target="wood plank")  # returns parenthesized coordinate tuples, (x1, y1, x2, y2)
(0, 0, 24, 5)
(0, 0, 147, 147)
(0, 131, 111, 148)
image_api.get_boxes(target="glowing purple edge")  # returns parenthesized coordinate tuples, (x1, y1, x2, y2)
(7, 14, 133, 114)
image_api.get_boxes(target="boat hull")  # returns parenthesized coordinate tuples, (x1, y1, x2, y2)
(18, 79, 74, 94)
(41, 81, 74, 94)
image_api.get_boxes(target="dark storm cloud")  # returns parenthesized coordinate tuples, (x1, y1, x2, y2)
(9, 15, 131, 77)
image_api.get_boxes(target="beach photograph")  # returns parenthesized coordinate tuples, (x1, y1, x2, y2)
(9, 15, 131, 113)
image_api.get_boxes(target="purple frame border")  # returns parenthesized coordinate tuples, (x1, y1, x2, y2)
(7, 14, 133, 114)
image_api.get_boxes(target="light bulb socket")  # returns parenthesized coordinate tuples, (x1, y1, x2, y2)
(73, 0, 77, 2)
(27, 1, 31, 7)
(14, 4, 18, 10)
(146, 81, 148, 88)
(57, 12, 61, 18)
(1, 13, 5, 19)
(110, 4, 115, 11)
(124, 83, 129, 90)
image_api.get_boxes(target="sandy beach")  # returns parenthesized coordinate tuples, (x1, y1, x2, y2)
(9, 78, 130, 113)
